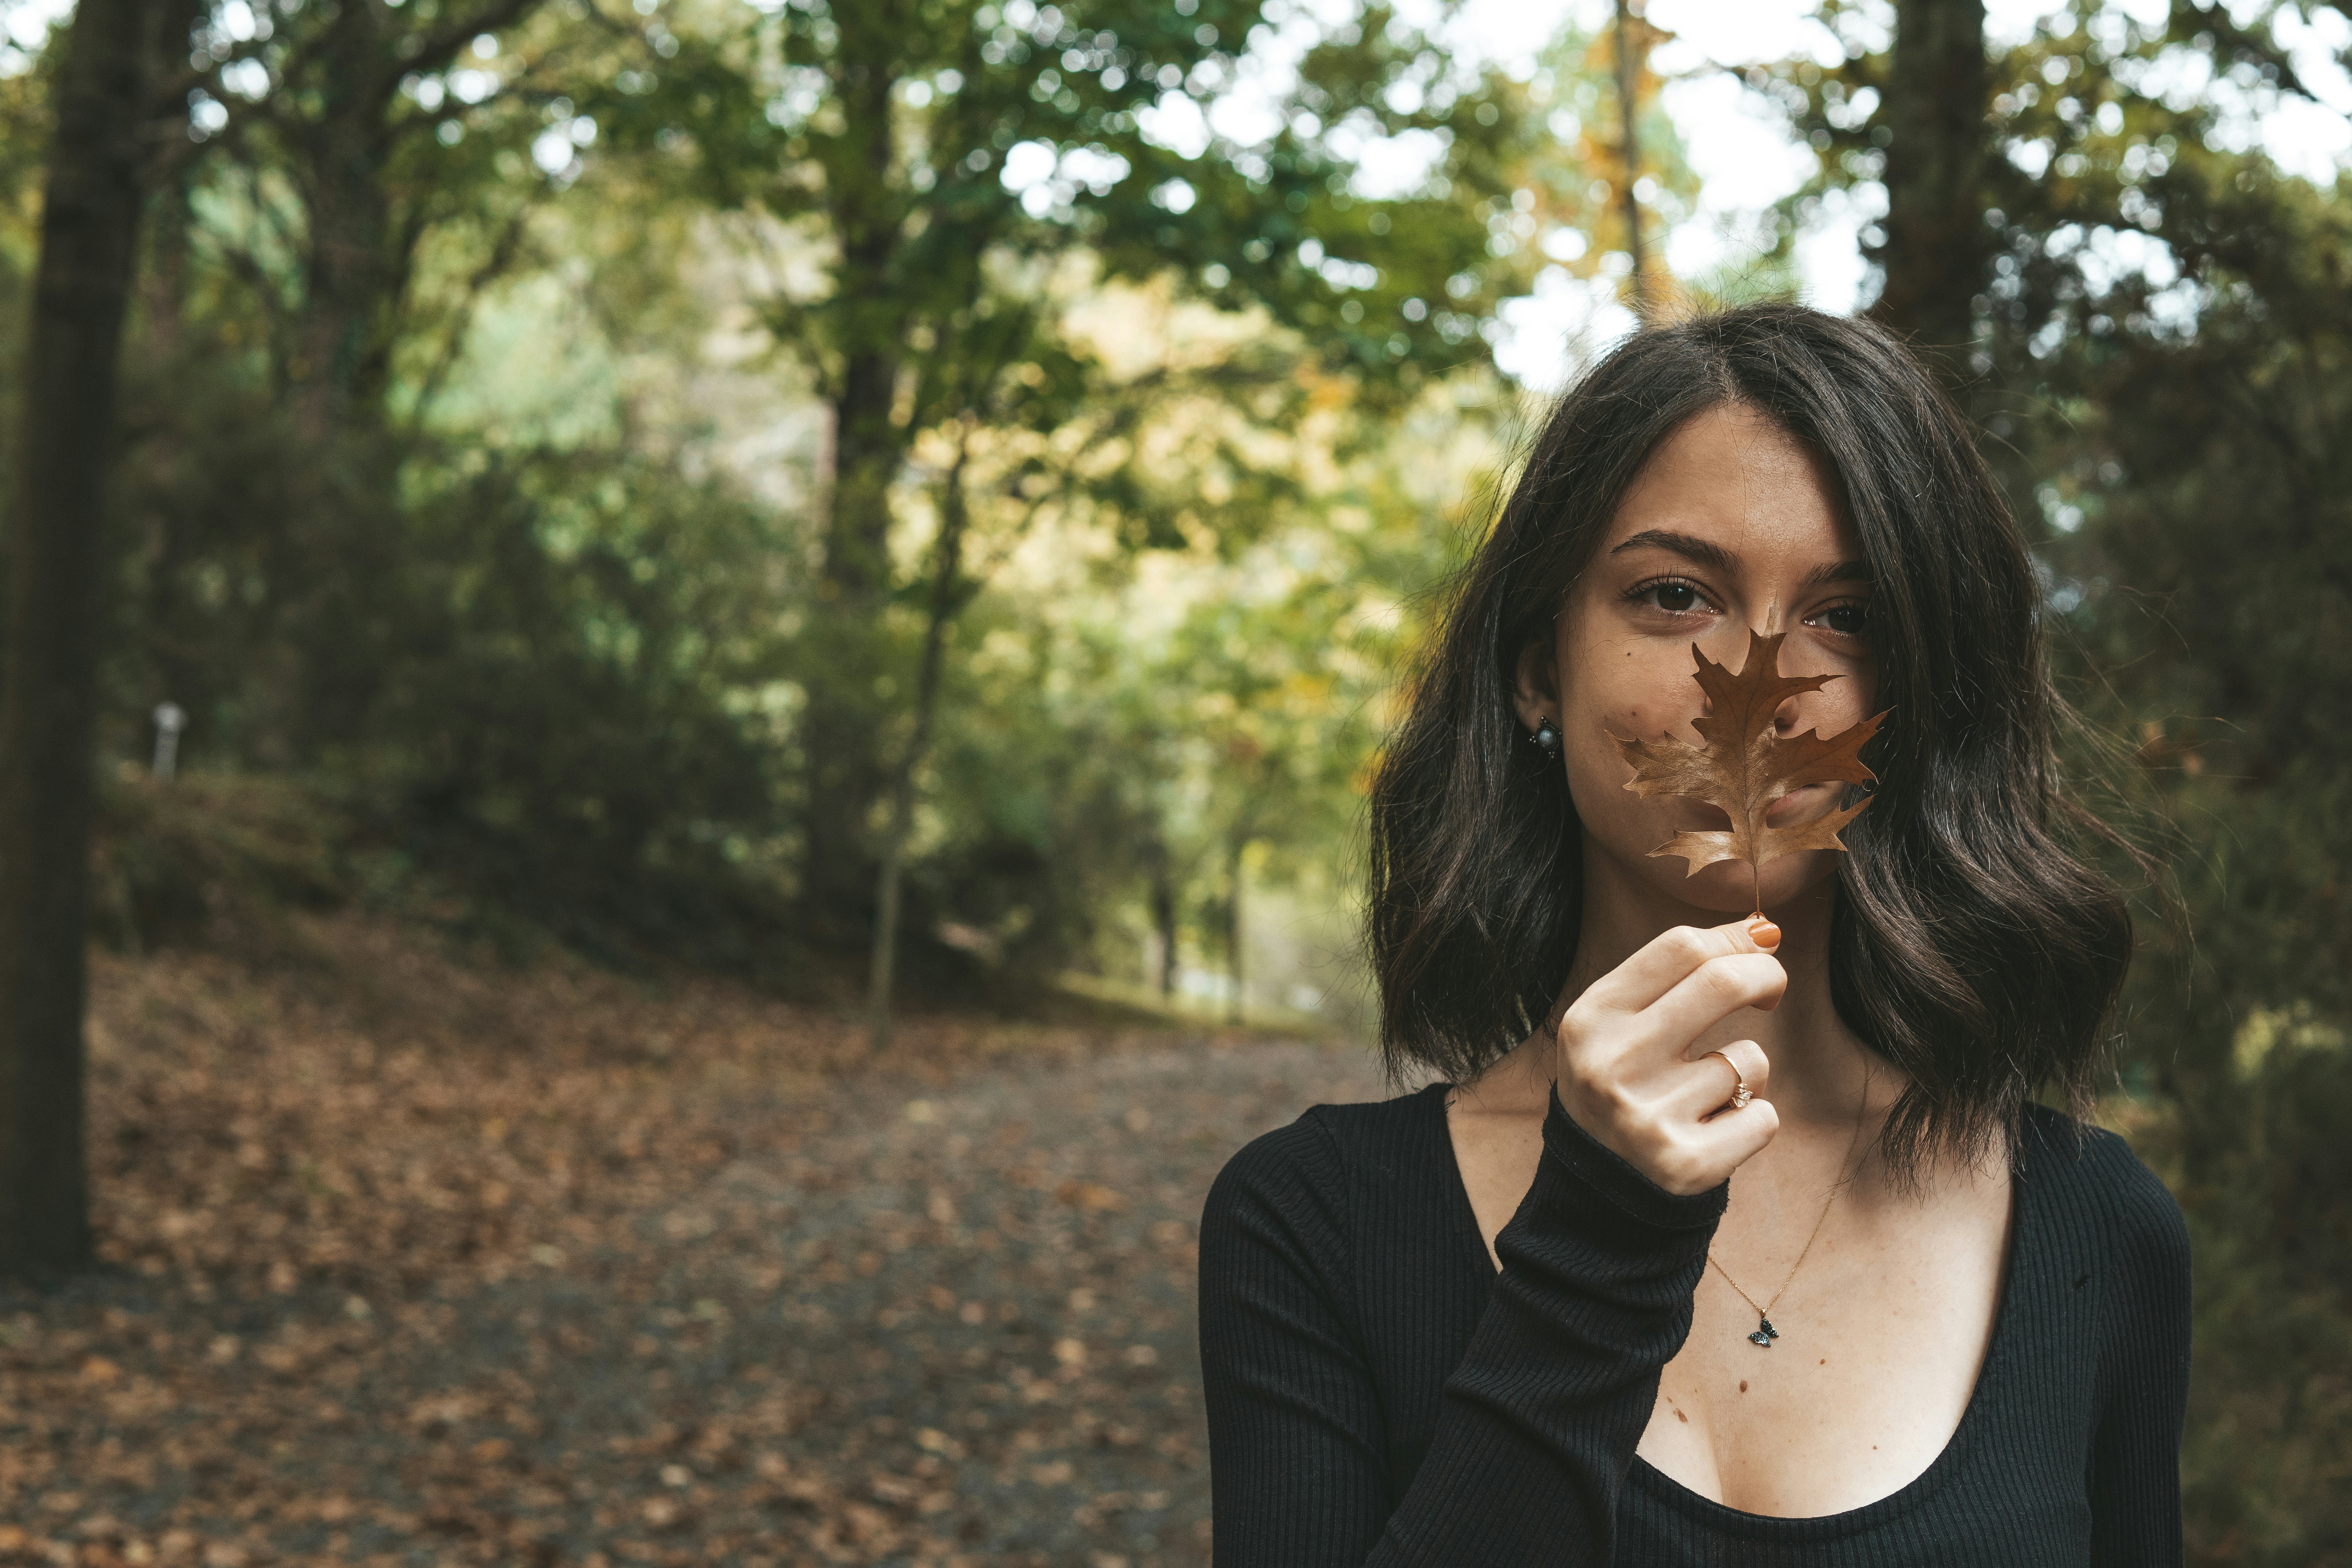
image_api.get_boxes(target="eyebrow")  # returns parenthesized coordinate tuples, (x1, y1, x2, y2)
(1609, 528, 1872, 591)
(1608, 529, 1737, 574)
(1800, 559, 1873, 589)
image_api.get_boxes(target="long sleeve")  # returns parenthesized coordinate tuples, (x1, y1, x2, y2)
(1199, 1085, 1725, 1567)
(1196, 1110, 1396, 1565)
(2086, 1150, 2192, 1567)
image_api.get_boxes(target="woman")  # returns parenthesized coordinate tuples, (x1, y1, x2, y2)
(1196, 306, 2189, 1564)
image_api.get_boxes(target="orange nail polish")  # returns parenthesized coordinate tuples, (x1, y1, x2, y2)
(1748, 916, 1781, 951)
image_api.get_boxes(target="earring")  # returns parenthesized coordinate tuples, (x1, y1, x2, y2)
(1531, 717, 1561, 756)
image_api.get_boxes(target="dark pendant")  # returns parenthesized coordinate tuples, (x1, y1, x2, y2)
(1746, 1316, 1779, 1348)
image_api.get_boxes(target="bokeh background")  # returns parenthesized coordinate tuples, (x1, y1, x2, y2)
(0, 0, 2348, 1563)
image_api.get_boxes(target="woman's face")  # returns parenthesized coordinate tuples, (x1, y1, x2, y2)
(1515, 402, 1878, 916)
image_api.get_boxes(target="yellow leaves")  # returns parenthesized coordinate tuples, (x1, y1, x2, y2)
(1301, 366, 1355, 414)
(1613, 630, 1886, 906)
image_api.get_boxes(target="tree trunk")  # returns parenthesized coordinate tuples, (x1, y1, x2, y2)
(268, 8, 413, 762)
(1872, 0, 1989, 381)
(1614, 0, 1650, 320)
(801, 9, 906, 938)
(865, 439, 971, 1053)
(0, 0, 157, 1273)
(290, 166, 397, 443)
(1224, 836, 1245, 1027)
(1148, 845, 1178, 1000)
(802, 352, 905, 935)
(281, 147, 402, 759)
(287, 1, 402, 443)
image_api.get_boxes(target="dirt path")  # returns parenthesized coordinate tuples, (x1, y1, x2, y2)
(1, 936, 1396, 1567)
(740, 1039, 1392, 1566)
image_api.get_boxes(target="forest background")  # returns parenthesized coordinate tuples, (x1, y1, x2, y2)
(0, 0, 2349, 1558)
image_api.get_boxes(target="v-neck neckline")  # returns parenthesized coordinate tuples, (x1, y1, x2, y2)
(1426, 1079, 2034, 1534)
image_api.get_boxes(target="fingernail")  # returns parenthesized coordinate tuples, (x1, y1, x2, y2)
(1748, 917, 1781, 951)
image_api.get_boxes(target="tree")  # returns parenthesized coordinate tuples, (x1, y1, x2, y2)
(0, 0, 164, 1272)
(858, 277, 1310, 1040)
(119, 0, 689, 770)
(178, 0, 573, 440)
(864, 428, 974, 1049)
(1613, 0, 1650, 318)
(1760, 0, 1992, 375)
(1871, 0, 1989, 375)
(1019, 343, 1500, 1022)
(113, 0, 576, 766)
(667, 0, 1548, 938)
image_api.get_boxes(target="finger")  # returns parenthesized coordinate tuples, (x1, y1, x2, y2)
(1636, 951, 1790, 1056)
(1662, 1038, 1770, 1122)
(1685, 1094, 1781, 1178)
(1642, 1094, 1782, 1197)
(1576, 918, 1776, 1018)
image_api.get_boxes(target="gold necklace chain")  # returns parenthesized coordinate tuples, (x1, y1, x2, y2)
(1705, 1065, 1873, 1349)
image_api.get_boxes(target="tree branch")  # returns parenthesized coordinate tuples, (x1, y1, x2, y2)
(402, 205, 533, 437)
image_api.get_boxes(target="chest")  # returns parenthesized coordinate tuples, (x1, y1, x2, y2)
(1447, 1106, 2019, 1518)
(1639, 1176, 2013, 1515)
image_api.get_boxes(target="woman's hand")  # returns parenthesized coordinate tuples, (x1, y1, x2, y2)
(1552, 919, 1786, 1196)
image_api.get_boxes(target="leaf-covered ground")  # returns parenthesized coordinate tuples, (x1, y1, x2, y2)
(0, 918, 1391, 1566)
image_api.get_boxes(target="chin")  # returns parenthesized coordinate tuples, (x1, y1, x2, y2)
(1628, 850, 1838, 919)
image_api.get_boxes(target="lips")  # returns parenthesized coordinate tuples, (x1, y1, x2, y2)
(1660, 783, 1840, 834)
(1762, 782, 1841, 827)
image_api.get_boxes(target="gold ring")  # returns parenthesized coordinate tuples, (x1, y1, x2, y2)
(1706, 1049, 1752, 1111)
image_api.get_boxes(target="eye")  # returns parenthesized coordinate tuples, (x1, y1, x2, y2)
(1809, 599, 1869, 638)
(1629, 577, 1715, 617)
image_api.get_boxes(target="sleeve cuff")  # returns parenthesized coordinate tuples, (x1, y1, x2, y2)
(1540, 1082, 1728, 1232)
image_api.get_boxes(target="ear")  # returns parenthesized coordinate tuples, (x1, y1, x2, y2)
(1510, 634, 1559, 734)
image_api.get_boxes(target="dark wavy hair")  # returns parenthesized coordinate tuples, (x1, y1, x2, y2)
(1366, 303, 2133, 1172)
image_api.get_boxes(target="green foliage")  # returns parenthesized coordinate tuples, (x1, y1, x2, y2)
(610, 0, 1584, 941)
(0, 0, 1681, 994)
(902, 362, 1497, 990)
(656, 0, 1550, 390)
(170, 0, 619, 421)
(370, 446, 799, 912)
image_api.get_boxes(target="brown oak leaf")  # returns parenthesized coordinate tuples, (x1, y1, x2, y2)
(1612, 629, 1887, 910)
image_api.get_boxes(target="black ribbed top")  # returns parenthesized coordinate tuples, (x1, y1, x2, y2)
(1197, 1079, 2190, 1565)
